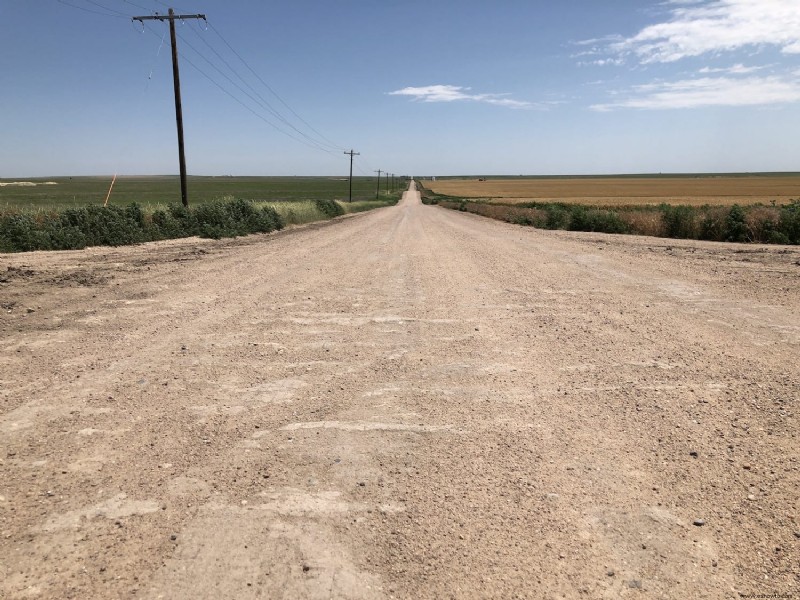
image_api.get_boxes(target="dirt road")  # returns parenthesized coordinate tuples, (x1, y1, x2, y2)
(1, 183, 798, 599)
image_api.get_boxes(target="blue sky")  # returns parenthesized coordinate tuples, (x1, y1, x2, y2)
(2, 0, 799, 176)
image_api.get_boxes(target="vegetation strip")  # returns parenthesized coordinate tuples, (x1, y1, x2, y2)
(419, 186, 800, 245)
(0, 196, 399, 253)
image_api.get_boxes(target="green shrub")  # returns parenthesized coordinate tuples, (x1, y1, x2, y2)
(0, 198, 285, 252)
(567, 206, 628, 234)
(544, 204, 570, 230)
(662, 205, 697, 239)
(435, 196, 798, 246)
(725, 204, 748, 242)
(508, 214, 534, 226)
(778, 201, 800, 244)
(0, 214, 49, 252)
(259, 205, 283, 232)
(46, 224, 88, 250)
(314, 198, 344, 218)
(151, 208, 183, 239)
(55, 205, 146, 247)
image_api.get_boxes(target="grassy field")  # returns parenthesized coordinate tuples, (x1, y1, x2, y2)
(422, 175, 800, 207)
(0, 176, 395, 213)
(0, 176, 405, 252)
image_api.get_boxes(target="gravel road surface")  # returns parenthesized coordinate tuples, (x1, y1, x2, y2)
(1, 183, 798, 599)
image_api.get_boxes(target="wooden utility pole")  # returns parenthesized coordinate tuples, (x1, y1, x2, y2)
(375, 169, 382, 199)
(133, 9, 206, 207)
(344, 150, 360, 202)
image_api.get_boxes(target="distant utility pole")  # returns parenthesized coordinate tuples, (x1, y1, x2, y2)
(133, 9, 206, 207)
(374, 169, 382, 199)
(385, 172, 389, 194)
(391, 173, 395, 192)
(344, 149, 360, 202)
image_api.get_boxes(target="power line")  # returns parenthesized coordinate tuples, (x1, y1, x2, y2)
(56, 0, 129, 19)
(83, 0, 131, 17)
(129, 6, 360, 171)
(207, 21, 344, 152)
(174, 42, 340, 155)
(121, 0, 153, 11)
(185, 22, 340, 151)
(151, 0, 192, 12)
(176, 30, 340, 153)
(354, 155, 376, 176)
(139, 23, 343, 156)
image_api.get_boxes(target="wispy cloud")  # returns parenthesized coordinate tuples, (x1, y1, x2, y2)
(583, 1, 800, 111)
(591, 75, 800, 111)
(698, 63, 766, 75)
(608, 0, 800, 63)
(388, 85, 535, 109)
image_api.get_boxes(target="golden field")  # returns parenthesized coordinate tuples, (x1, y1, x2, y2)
(422, 176, 800, 206)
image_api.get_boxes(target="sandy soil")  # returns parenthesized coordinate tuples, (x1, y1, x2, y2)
(1, 183, 798, 599)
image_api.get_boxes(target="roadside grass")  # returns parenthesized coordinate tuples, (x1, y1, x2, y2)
(259, 195, 401, 224)
(418, 183, 800, 245)
(0, 178, 408, 253)
(0, 175, 384, 212)
(340, 195, 402, 214)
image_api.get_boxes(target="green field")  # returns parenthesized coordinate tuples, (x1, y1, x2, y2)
(0, 175, 396, 213)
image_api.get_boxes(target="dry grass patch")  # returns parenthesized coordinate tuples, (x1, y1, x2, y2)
(424, 176, 800, 207)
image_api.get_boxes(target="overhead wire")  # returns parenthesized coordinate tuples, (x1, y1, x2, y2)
(170, 28, 339, 155)
(143, 29, 167, 91)
(181, 53, 340, 155)
(138, 23, 340, 156)
(354, 154, 376, 176)
(82, 0, 131, 17)
(206, 21, 345, 152)
(56, 0, 130, 19)
(151, 0, 191, 12)
(180, 23, 341, 152)
(121, 0, 152, 11)
(65, 2, 361, 168)
(186, 19, 336, 150)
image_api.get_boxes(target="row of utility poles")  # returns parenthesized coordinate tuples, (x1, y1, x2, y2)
(132, 10, 397, 207)
(373, 169, 399, 200)
(343, 150, 400, 202)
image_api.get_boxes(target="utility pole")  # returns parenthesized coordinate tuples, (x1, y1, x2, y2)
(133, 9, 206, 207)
(374, 169, 382, 199)
(385, 172, 389, 194)
(344, 149, 359, 202)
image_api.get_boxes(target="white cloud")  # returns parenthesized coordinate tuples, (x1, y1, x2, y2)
(610, 0, 800, 63)
(578, 58, 625, 67)
(698, 63, 765, 74)
(591, 75, 800, 111)
(388, 85, 534, 109)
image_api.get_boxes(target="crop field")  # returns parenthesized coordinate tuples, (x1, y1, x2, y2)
(0, 175, 387, 213)
(422, 175, 800, 207)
